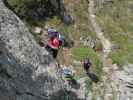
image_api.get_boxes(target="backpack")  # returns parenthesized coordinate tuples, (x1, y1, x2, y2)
(58, 34, 65, 46)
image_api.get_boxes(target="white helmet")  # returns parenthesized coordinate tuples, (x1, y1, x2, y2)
(47, 28, 56, 34)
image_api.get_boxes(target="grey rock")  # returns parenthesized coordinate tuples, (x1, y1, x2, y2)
(80, 36, 96, 48)
(103, 64, 133, 100)
(91, 64, 133, 100)
(115, 64, 133, 99)
(0, 1, 84, 100)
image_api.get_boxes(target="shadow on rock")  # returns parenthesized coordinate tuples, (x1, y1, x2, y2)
(87, 73, 99, 83)
(63, 39, 74, 48)
(68, 78, 80, 89)
(50, 89, 85, 100)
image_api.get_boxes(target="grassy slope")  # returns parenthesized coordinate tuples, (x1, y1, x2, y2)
(96, 0, 133, 65)
(72, 47, 102, 76)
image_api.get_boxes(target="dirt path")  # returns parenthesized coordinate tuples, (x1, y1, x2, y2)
(87, 0, 120, 99)
(60, 0, 114, 98)
(88, 0, 112, 59)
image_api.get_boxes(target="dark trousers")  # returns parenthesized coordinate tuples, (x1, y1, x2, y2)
(84, 65, 90, 73)
(45, 45, 58, 58)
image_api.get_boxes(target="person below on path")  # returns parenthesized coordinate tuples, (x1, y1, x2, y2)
(45, 37, 60, 58)
(83, 58, 92, 73)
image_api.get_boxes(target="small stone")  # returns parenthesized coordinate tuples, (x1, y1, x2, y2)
(33, 27, 42, 33)
(112, 64, 118, 70)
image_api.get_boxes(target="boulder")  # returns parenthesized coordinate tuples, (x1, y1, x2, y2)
(80, 36, 96, 48)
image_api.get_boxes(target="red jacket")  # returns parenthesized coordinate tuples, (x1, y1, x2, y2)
(47, 38, 59, 49)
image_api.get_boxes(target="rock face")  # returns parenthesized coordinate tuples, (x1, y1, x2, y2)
(80, 36, 96, 49)
(112, 64, 133, 100)
(0, 1, 82, 100)
(93, 64, 133, 100)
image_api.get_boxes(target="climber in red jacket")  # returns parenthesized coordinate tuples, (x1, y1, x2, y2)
(47, 28, 65, 47)
(45, 37, 60, 58)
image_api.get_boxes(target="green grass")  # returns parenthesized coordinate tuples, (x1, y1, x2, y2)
(96, 0, 133, 65)
(85, 79, 93, 96)
(7, 0, 28, 17)
(72, 47, 102, 78)
(72, 47, 94, 60)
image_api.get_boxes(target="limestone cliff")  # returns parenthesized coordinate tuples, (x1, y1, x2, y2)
(0, 0, 81, 100)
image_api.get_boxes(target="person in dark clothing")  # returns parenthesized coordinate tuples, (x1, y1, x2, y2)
(83, 58, 92, 73)
(45, 45, 58, 58)
(47, 28, 65, 47)
(45, 37, 60, 58)
(45, 27, 65, 58)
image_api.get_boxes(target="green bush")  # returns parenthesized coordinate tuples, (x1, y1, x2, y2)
(6, 0, 58, 22)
